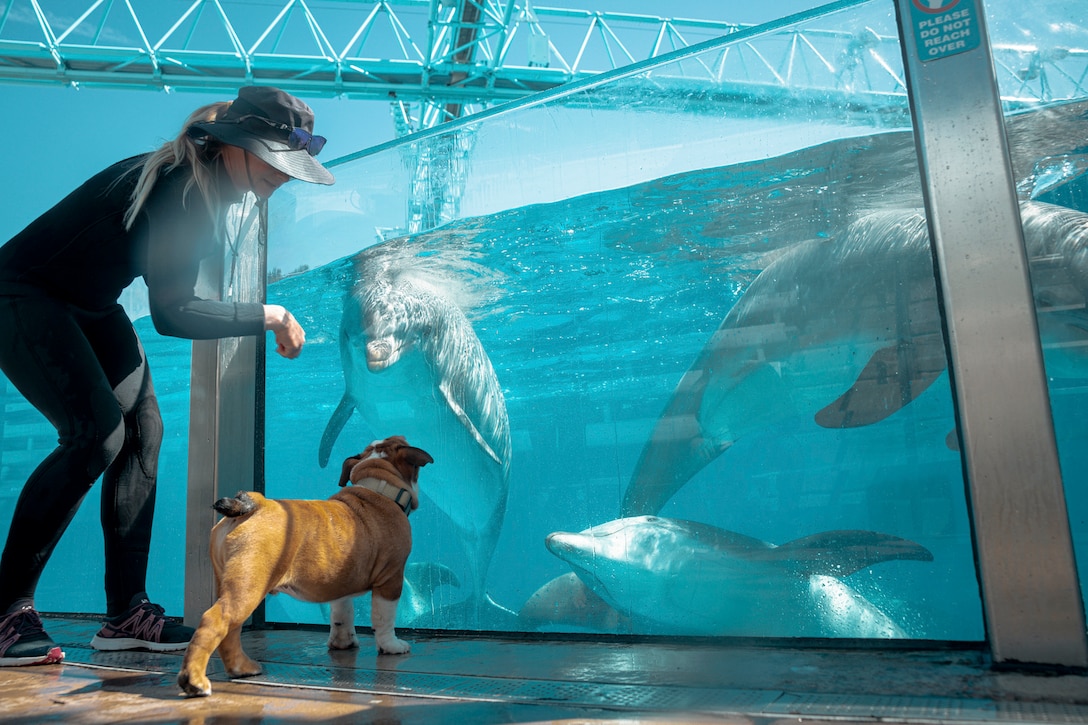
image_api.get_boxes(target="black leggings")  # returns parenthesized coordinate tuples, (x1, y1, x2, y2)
(0, 294, 162, 617)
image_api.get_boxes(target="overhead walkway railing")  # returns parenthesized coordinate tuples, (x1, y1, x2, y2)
(2, 0, 1085, 131)
(0, 1, 744, 97)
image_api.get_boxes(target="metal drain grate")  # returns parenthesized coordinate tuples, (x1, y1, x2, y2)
(769, 692, 1088, 723)
(250, 660, 782, 714)
(994, 701, 1088, 724)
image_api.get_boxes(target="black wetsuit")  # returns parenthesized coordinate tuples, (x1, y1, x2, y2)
(0, 154, 265, 616)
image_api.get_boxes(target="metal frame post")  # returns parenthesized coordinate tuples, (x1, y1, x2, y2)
(893, 0, 1086, 667)
(183, 198, 266, 627)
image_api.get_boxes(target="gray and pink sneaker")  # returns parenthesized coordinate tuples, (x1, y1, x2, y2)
(0, 605, 64, 666)
(90, 593, 194, 652)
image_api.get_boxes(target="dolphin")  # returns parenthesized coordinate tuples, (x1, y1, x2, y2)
(623, 200, 1088, 516)
(322, 562, 519, 632)
(544, 516, 933, 637)
(519, 572, 632, 633)
(319, 248, 512, 624)
(322, 561, 460, 628)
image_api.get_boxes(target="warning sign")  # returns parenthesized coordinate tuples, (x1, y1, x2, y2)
(909, 0, 981, 62)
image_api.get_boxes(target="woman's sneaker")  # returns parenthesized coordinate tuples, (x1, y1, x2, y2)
(90, 593, 194, 652)
(0, 605, 65, 666)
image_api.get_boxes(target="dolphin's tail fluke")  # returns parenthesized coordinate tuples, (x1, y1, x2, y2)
(318, 394, 356, 468)
(403, 561, 461, 596)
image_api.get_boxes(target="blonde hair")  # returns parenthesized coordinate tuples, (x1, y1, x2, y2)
(122, 101, 233, 231)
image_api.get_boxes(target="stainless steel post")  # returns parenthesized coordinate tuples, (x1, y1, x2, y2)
(183, 198, 264, 627)
(894, 0, 1086, 667)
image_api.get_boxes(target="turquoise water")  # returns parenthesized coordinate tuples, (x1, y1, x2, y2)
(255, 100, 1088, 640)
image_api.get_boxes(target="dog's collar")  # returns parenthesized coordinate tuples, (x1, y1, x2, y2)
(352, 478, 413, 516)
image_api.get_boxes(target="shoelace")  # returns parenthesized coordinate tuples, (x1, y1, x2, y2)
(5, 608, 43, 633)
(107, 606, 164, 640)
(111, 600, 164, 622)
(0, 608, 45, 651)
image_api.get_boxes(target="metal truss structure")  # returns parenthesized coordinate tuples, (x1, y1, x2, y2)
(0, 0, 753, 134)
(2, 0, 1087, 136)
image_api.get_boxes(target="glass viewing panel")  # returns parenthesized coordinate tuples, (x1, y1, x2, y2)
(266, 0, 1060, 642)
(2, 0, 1085, 637)
(989, 2, 1088, 632)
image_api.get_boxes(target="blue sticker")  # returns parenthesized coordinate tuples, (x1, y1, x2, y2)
(910, 0, 981, 62)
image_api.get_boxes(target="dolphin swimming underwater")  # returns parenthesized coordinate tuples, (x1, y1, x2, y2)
(623, 200, 1088, 516)
(319, 249, 512, 624)
(319, 561, 460, 628)
(544, 516, 933, 637)
(519, 572, 632, 633)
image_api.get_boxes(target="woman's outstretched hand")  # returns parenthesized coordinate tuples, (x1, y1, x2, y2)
(264, 304, 306, 359)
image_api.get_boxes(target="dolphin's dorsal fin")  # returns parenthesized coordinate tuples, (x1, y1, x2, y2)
(773, 530, 934, 578)
(814, 337, 946, 428)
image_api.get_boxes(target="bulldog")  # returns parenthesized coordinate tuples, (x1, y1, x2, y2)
(177, 435, 433, 697)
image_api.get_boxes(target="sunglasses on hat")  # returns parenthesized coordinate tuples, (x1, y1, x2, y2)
(223, 114, 327, 156)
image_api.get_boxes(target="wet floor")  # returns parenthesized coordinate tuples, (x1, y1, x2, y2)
(2, 614, 1087, 724)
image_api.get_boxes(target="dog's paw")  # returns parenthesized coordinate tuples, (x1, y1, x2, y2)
(225, 657, 263, 679)
(177, 670, 212, 698)
(376, 637, 411, 655)
(328, 632, 360, 650)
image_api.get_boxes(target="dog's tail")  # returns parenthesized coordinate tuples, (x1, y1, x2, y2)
(213, 491, 258, 518)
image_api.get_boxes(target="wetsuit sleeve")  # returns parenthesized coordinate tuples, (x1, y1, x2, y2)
(143, 185, 266, 340)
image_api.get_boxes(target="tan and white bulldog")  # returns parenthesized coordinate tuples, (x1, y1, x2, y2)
(177, 435, 433, 698)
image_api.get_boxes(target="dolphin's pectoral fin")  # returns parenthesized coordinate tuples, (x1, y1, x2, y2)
(815, 339, 946, 429)
(774, 530, 934, 578)
(318, 394, 357, 468)
(439, 381, 506, 467)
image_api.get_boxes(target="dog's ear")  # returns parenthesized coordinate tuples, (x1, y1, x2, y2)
(402, 446, 434, 468)
(338, 455, 361, 487)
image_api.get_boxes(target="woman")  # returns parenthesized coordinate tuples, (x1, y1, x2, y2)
(0, 86, 334, 666)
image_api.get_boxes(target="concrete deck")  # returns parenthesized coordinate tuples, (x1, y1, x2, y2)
(2, 614, 1087, 724)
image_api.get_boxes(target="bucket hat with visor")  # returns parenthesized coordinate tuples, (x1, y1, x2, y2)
(189, 85, 335, 186)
